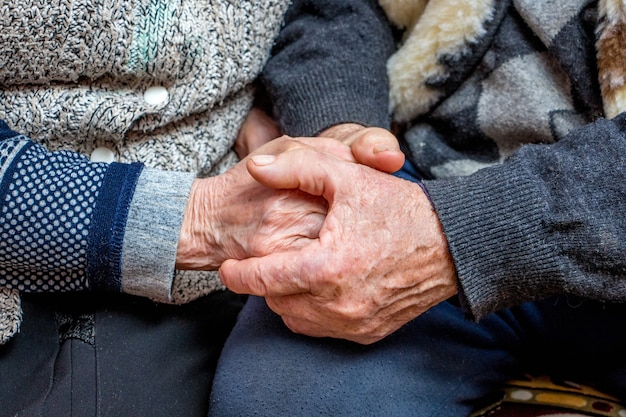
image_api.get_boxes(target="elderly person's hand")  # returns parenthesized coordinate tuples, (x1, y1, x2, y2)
(235, 107, 281, 159)
(317, 123, 405, 174)
(177, 123, 403, 271)
(236, 105, 404, 173)
(219, 145, 458, 344)
(176, 137, 334, 271)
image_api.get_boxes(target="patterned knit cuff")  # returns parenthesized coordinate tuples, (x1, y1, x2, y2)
(0, 136, 142, 294)
(87, 162, 144, 291)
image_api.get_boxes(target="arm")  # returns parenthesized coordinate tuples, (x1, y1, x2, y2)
(425, 115, 626, 320)
(237, 0, 404, 171)
(219, 115, 626, 344)
(0, 121, 193, 302)
(261, 0, 395, 138)
(0, 123, 328, 305)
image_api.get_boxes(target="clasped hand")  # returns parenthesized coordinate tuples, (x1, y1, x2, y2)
(177, 117, 457, 344)
(218, 125, 458, 345)
(176, 124, 392, 270)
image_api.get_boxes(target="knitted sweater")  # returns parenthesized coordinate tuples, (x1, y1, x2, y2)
(382, 0, 626, 319)
(0, 0, 395, 343)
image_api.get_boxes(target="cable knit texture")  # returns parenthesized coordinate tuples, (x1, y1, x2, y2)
(0, 0, 290, 343)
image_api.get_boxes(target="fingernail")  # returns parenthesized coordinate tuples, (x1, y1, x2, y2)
(373, 144, 392, 154)
(250, 155, 276, 166)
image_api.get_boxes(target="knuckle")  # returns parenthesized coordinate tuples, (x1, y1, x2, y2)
(332, 301, 371, 323)
(249, 266, 270, 296)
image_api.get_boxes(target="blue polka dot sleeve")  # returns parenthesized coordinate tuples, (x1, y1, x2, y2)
(0, 121, 143, 293)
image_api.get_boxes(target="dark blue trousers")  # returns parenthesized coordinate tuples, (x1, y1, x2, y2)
(210, 295, 626, 416)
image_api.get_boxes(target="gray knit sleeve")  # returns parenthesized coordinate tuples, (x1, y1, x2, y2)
(261, 0, 395, 136)
(424, 116, 626, 320)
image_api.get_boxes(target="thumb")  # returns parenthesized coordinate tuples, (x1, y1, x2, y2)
(349, 128, 405, 173)
(219, 250, 312, 296)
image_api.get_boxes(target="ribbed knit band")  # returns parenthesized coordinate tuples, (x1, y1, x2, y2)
(87, 162, 144, 291)
(424, 163, 564, 320)
(262, 0, 394, 137)
(120, 168, 196, 303)
(270, 65, 393, 137)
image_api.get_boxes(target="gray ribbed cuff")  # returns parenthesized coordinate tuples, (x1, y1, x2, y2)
(424, 164, 564, 319)
(270, 67, 392, 137)
(120, 168, 196, 303)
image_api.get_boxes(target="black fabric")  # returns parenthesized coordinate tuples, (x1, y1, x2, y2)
(0, 291, 245, 417)
(0, 295, 59, 416)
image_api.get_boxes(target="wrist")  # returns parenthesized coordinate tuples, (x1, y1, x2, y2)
(418, 185, 458, 288)
(175, 178, 223, 270)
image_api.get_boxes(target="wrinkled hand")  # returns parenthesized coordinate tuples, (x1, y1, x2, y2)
(235, 107, 281, 159)
(176, 122, 402, 272)
(219, 146, 458, 345)
(176, 136, 356, 271)
(318, 123, 405, 174)
(236, 109, 404, 174)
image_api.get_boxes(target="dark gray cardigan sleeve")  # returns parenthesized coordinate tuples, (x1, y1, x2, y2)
(425, 115, 626, 320)
(261, 0, 395, 137)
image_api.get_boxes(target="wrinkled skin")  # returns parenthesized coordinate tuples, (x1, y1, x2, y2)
(219, 145, 457, 345)
(176, 125, 404, 271)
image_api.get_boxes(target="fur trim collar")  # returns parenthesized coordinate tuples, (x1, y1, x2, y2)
(381, 0, 497, 122)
